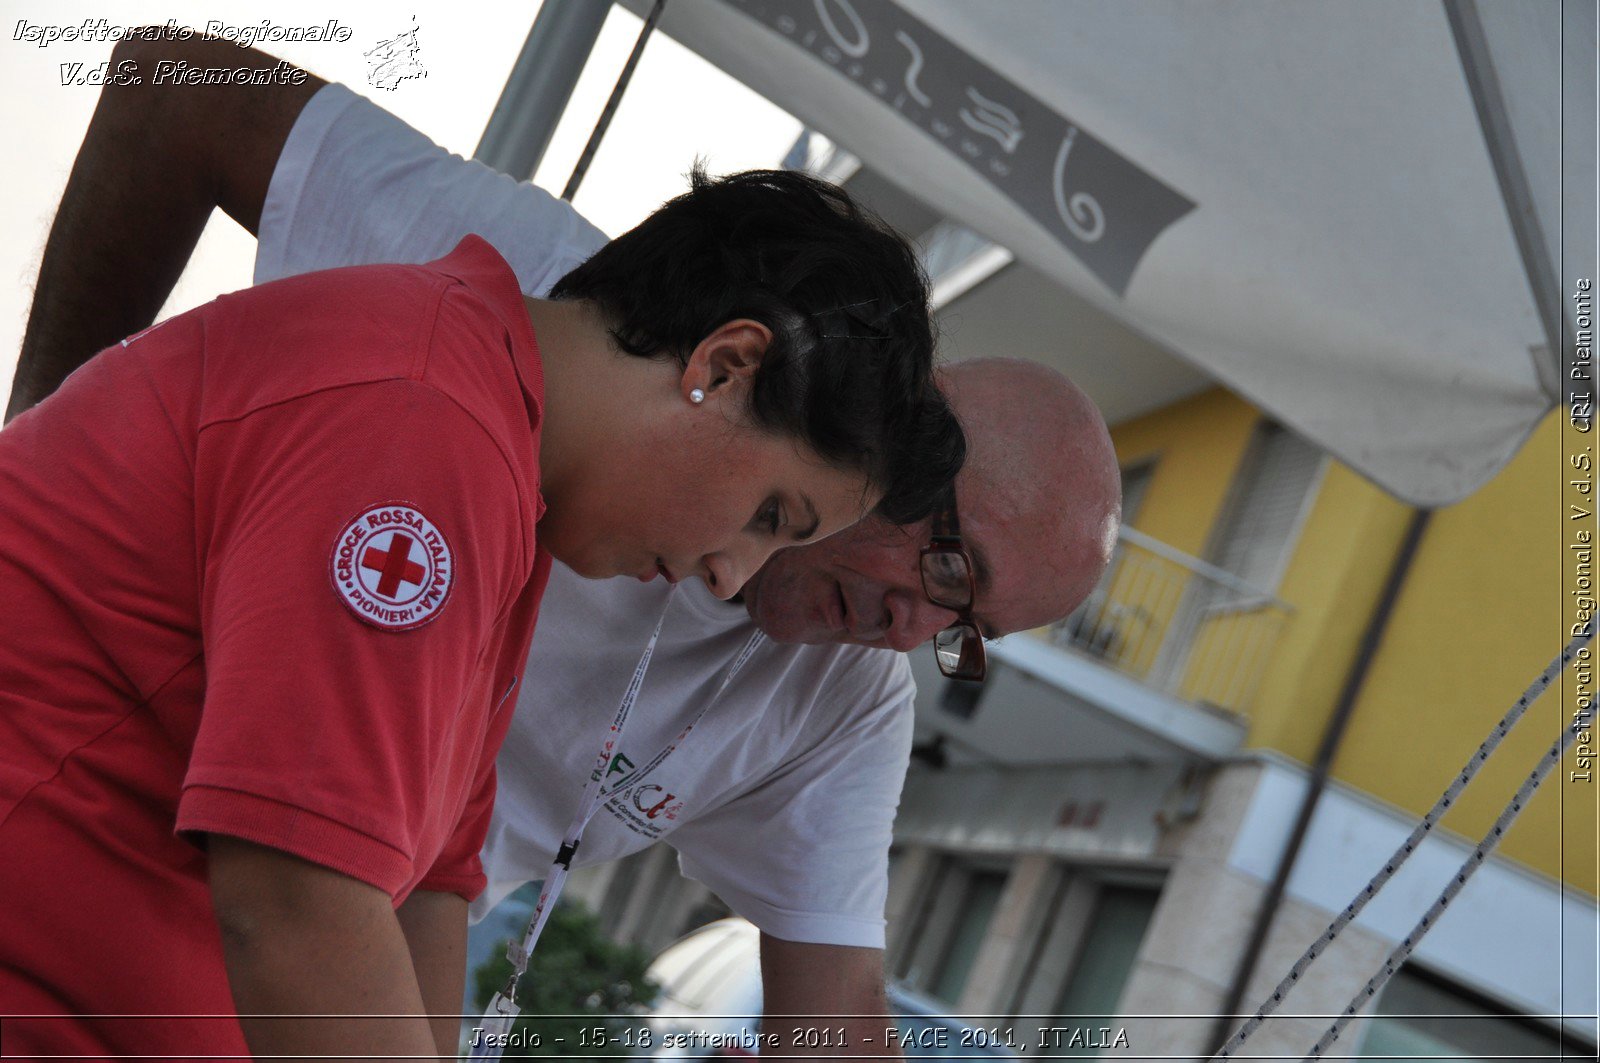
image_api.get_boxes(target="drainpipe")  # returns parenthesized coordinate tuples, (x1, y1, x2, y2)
(1207, 507, 1433, 1054)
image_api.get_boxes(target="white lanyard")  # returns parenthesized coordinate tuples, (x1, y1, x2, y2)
(470, 586, 765, 1059)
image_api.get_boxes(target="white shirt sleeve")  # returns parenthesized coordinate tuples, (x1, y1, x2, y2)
(668, 652, 916, 949)
(257, 86, 917, 950)
(255, 82, 608, 294)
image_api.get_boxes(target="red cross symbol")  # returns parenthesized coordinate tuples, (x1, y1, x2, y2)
(362, 533, 426, 598)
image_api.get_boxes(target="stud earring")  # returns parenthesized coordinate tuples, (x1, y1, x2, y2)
(689, 388, 705, 404)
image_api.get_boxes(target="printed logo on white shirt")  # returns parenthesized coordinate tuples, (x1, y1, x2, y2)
(605, 780, 687, 838)
(331, 501, 454, 630)
(595, 749, 688, 839)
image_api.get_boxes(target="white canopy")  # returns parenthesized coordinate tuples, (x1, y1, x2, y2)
(621, 0, 1576, 505)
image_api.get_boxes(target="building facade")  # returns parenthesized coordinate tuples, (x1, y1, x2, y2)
(564, 151, 1594, 1060)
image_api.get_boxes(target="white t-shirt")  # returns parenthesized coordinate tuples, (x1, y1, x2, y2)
(255, 83, 916, 948)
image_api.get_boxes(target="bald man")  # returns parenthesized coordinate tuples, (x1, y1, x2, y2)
(7, 33, 1119, 1058)
(746, 358, 1118, 647)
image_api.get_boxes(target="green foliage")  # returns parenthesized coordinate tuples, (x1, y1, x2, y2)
(468, 900, 660, 1058)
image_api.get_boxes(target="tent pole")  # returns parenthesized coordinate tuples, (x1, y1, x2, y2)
(561, 0, 668, 202)
(475, 0, 615, 181)
(1443, 0, 1565, 389)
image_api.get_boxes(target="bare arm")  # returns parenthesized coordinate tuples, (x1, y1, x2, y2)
(207, 834, 442, 1062)
(396, 888, 470, 1058)
(759, 933, 904, 1061)
(6, 31, 323, 421)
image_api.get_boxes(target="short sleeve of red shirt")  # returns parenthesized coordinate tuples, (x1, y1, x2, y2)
(177, 305, 537, 902)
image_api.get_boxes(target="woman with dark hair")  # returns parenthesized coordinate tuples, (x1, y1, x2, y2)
(551, 166, 963, 528)
(0, 171, 962, 1059)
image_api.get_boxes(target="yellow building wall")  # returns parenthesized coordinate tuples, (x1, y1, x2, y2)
(1110, 387, 1257, 558)
(1331, 412, 1594, 893)
(1109, 389, 1416, 760)
(1109, 393, 1586, 891)
(1245, 464, 1414, 761)
(1105, 390, 1261, 690)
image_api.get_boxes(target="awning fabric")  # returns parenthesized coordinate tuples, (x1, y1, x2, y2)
(628, 0, 1567, 505)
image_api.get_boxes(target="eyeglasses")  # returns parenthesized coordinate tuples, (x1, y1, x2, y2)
(919, 494, 987, 682)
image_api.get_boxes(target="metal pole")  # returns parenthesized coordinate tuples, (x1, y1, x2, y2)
(1206, 507, 1433, 1056)
(475, 0, 615, 181)
(1442, 0, 1564, 392)
(561, 0, 668, 202)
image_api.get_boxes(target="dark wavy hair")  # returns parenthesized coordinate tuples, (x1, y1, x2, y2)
(549, 167, 964, 525)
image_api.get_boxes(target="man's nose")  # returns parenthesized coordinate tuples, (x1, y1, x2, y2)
(881, 589, 957, 652)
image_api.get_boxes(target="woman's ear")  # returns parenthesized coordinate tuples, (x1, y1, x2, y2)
(680, 319, 773, 403)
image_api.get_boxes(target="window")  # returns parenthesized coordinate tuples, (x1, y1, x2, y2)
(1205, 421, 1323, 604)
(1119, 461, 1155, 532)
(1046, 886, 1160, 1056)
(1152, 420, 1320, 706)
(930, 870, 1007, 1004)
(894, 856, 1012, 1008)
(1008, 869, 1163, 1054)
(1358, 966, 1593, 1062)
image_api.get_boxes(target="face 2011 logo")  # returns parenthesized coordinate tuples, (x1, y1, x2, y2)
(606, 778, 687, 839)
(631, 784, 683, 822)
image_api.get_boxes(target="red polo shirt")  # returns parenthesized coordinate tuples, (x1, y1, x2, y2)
(0, 235, 549, 1056)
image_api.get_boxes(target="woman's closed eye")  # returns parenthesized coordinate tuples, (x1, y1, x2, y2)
(753, 493, 821, 541)
(756, 497, 783, 535)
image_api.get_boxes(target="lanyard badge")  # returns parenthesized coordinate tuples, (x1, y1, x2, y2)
(471, 586, 764, 1060)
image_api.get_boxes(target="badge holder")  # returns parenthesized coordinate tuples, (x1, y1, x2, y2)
(467, 587, 764, 1062)
(467, 989, 521, 1060)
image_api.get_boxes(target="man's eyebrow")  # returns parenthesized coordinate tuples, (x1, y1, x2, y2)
(793, 493, 821, 541)
(968, 537, 994, 598)
(967, 536, 999, 639)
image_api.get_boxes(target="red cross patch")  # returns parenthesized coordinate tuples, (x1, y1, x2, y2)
(330, 502, 455, 631)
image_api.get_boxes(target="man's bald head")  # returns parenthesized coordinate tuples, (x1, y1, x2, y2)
(740, 356, 1120, 648)
(937, 357, 1121, 635)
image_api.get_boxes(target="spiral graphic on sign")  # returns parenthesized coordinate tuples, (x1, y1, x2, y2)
(1053, 127, 1105, 243)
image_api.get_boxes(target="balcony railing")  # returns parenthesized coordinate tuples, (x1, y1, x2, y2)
(1048, 526, 1293, 716)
